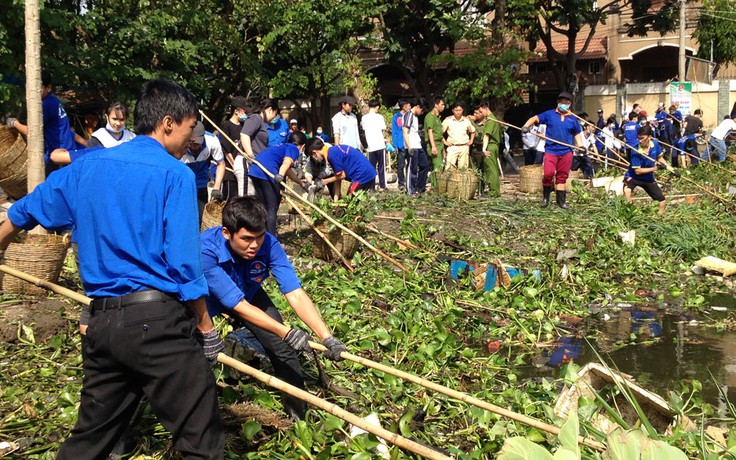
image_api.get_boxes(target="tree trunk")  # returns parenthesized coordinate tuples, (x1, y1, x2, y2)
(25, 0, 44, 193)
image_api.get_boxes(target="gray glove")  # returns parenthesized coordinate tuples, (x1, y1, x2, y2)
(210, 189, 223, 202)
(6, 117, 17, 129)
(322, 335, 346, 362)
(195, 328, 224, 365)
(273, 174, 284, 185)
(313, 179, 325, 191)
(284, 328, 313, 353)
(521, 126, 529, 134)
(656, 162, 666, 170)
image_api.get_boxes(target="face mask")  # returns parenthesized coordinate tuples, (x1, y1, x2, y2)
(639, 121, 647, 126)
(269, 115, 280, 125)
(106, 122, 123, 134)
(316, 129, 323, 134)
(238, 114, 248, 122)
(558, 103, 570, 112)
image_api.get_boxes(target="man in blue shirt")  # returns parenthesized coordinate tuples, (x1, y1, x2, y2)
(391, 100, 410, 191)
(6, 71, 87, 176)
(622, 112, 639, 160)
(624, 125, 668, 214)
(267, 114, 290, 147)
(201, 196, 346, 419)
(181, 121, 225, 218)
(304, 137, 377, 198)
(0, 79, 224, 459)
(521, 91, 583, 209)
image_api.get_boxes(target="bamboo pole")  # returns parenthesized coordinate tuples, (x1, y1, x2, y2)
(366, 225, 419, 250)
(199, 110, 410, 273)
(307, 342, 606, 451)
(0, 264, 91, 305)
(217, 353, 452, 460)
(283, 195, 354, 272)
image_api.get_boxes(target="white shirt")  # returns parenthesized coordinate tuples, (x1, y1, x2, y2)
(90, 127, 135, 148)
(522, 130, 539, 150)
(331, 111, 361, 149)
(360, 112, 387, 152)
(535, 125, 546, 152)
(711, 118, 736, 140)
(403, 111, 422, 150)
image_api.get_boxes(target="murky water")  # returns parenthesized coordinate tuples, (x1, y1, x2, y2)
(524, 294, 736, 411)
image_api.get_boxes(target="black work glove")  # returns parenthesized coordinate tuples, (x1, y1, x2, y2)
(195, 328, 224, 365)
(284, 328, 313, 353)
(322, 335, 347, 362)
(576, 147, 587, 156)
(210, 189, 223, 202)
(521, 126, 530, 134)
(314, 179, 325, 191)
(317, 170, 329, 180)
(671, 169, 682, 177)
(656, 162, 666, 170)
(273, 174, 284, 185)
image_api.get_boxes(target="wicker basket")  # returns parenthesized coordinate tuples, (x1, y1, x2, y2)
(201, 201, 226, 232)
(1, 234, 70, 296)
(519, 165, 544, 193)
(434, 171, 449, 195)
(0, 126, 28, 200)
(565, 170, 583, 192)
(312, 221, 362, 261)
(455, 171, 479, 200)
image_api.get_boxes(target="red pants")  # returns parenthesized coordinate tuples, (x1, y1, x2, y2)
(542, 151, 573, 187)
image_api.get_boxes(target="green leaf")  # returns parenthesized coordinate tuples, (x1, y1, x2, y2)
(241, 420, 261, 441)
(498, 437, 555, 460)
(555, 415, 580, 458)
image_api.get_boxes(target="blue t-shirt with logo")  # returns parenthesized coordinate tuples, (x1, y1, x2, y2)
(267, 117, 289, 147)
(200, 226, 301, 317)
(326, 144, 377, 185)
(625, 139, 663, 183)
(537, 109, 581, 156)
(42, 94, 78, 162)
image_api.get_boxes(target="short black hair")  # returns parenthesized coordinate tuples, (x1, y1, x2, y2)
(261, 98, 279, 112)
(222, 196, 267, 233)
(288, 130, 307, 146)
(628, 112, 638, 121)
(433, 95, 445, 106)
(305, 136, 325, 154)
(411, 98, 427, 110)
(397, 99, 410, 109)
(637, 125, 653, 137)
(449, 101, 464, 111)
(41, 71, 52, 87)
(693, 109, 702, 115)
(133, 79, 198, 135)
(368, 99, 380, 108)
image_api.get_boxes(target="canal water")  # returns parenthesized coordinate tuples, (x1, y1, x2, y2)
(527, 293, 736, 412)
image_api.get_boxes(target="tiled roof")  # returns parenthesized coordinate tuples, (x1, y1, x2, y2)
(530, 36, 607, 62)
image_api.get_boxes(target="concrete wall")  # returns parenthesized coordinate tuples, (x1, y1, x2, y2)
(583, 80, 736, 129)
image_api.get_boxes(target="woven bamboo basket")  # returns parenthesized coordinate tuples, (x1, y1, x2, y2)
(434, 171, 449, 195)
(519, 165, 544, 193)
(454, 171, 479, 200)
(565, 170, 583, 192)
(0, 126, 28, 200)
(312, 221, 362, 261)
(1, 234, 70, 296)
(445, 170, 464, 198)
(201, 201, 226, 232)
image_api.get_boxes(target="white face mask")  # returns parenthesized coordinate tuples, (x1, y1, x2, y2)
(106, 122, 124, 134)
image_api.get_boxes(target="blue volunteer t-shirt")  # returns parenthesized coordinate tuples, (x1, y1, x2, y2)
(249, 143, 300, 182)
(391, 111, 405, 150)
(43, 94, 79, 162)
(623, 121, 639, 149)
(200, 226, 302, 318)
(625, 139, 663, 183)
(327, 145, 377, 185)
(267, 117, 289, 147)
(537, 109, 581, 156)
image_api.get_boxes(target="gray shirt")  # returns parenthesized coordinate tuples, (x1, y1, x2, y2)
(240, 113, 269, 155)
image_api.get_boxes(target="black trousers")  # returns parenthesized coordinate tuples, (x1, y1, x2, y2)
(235, 289, 307, 419)
(196, 187, 209, 221)
(396, 148, 408, 190)
(251, 177, 281, 236)
(368, 149, 386, 189)
(57, 296, 223, 460)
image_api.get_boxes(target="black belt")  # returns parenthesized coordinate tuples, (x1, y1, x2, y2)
(91, 289, 177, 312)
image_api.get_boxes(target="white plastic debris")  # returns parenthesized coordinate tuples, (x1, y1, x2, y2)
(619, 230, 636, 245)
(349, 413, 390, 459)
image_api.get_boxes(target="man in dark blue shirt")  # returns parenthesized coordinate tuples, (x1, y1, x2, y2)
(0, 79, 225, 459)
(201, 196, 346, 419)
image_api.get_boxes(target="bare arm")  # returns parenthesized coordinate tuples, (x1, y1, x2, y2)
(50, 148, 72, 165)
(233, 299, 291, 338)
(240, 133, 255, 160)
(522, 115, 540, 129)
(213, 161, 225, 190)
(186, 297, 215, 333)
(284, 288, 331, 340)
(8, 119, 29, 136)
(403, 126, 411, 150)
(0, 218, 22, 253)
(278, 158, 294, 177)
(74, 133, 88, 147)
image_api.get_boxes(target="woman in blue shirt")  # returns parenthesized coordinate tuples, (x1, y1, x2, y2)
(248, 131, 306, 235)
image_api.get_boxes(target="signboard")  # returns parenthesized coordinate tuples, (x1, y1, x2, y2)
(669, 82, 692, 116)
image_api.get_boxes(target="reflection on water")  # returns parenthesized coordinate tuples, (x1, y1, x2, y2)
(529, 304, 736, 411)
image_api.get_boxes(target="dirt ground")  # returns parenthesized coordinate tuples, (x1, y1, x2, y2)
(0, 298, 73, 343)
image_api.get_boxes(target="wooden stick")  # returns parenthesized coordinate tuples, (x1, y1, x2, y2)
(366, 225, 419, 250)
(308, 341, 606, 451)
(0, 264, 91, 305)
(283, 195, 354, 272)
(217, 353, 452, 460)
(199, 111, 410, 273)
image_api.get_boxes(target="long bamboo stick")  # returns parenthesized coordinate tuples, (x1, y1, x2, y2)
(283, 195, 354, 272)
(218, 353, 451, 460)
(199, 110, 410, 273)
(366, 225, 419, 250)
(0, 264, 91, 305)
(307, 341, 606, 451)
